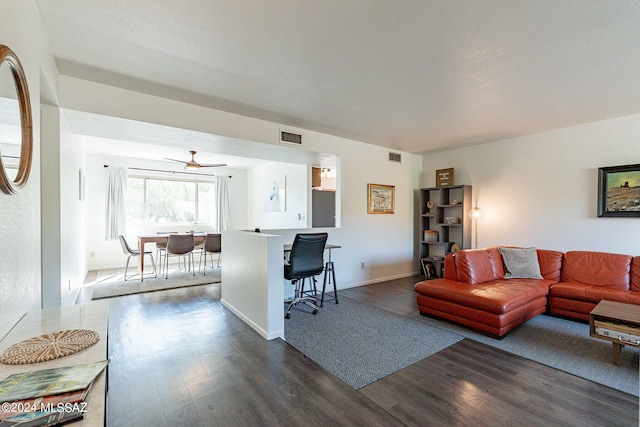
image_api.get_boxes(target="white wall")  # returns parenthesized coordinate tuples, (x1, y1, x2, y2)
(84, 152, 249, 270)
(422, 113, 640, 256)
(220, 231, 284, 340)
(40, 104, 61, 307)
(41, 106, 87, 308)
(0, 1, 59, 318)
(60, 77, 423, 287)
(264, 141, 421, 288)
(59, 113, 87, 305)
(249, 161, 308, 230)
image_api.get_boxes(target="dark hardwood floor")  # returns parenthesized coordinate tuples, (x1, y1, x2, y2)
(100, 275, 638, 426)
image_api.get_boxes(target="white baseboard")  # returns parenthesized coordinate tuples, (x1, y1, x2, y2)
(221, 298, 284, 340)
(337, 271, 421, 291)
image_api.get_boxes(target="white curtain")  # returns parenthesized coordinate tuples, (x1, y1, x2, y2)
(105, 166, 128, 240)
(214, 176, 230, 232)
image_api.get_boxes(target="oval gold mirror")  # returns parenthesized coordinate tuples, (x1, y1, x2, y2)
(0, 45, 32, 195)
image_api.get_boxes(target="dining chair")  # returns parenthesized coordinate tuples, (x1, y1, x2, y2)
(119, 235, 157, 281)
(164, 234, 195, 279)
(191, 230, 205, 251)
(199, 233, 222, 275)
(155, 231, 177, 274)
(284, 232, 328, 319)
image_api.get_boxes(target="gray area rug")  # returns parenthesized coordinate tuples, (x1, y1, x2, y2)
(284, 296, 462, 390)
(413, 313, 639, 396)
(91, 267, 221, 299)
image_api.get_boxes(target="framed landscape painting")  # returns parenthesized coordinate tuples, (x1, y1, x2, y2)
(367, 183, 394, 214)
(598, 164, 640, 217)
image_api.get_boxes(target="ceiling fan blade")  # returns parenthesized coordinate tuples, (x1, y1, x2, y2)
(198, 163, 228, 168)
(164, 157, 189, 164)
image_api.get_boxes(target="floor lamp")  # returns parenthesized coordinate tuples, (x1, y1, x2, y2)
(469, 207, 483, 249)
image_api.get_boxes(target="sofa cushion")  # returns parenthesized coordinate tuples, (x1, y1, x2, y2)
(584, 286, 629, 303)
(547, 297, 595, 322)
(537, 249, 563, 281)
(549, 282, 586, 300)
(631, 257, 640, 292)
(498, 247, 543, 279)
(550, 282, 629, 304)
(487, 247, 506, 278)
(454, 248, 505, 284)
(561, 251, 632, 290)
(443, 254, 457, 281)
(454, 250, 495, 284)
(624, 291, 640, 305)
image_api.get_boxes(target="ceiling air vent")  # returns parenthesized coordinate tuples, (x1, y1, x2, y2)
(280, 130, 302, 146)
(389, 152, 402, 163)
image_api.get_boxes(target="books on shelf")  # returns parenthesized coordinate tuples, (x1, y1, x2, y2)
(0, 360, 108, 426)
(420, 259, 438, 278)
(423, 230, 438, 242)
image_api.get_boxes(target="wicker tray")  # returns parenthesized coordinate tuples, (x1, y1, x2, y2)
(0, 329, 100, 365)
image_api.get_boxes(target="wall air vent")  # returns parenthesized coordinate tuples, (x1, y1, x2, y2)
(280, 130, 302, 146)
(389, 152, 402, 163)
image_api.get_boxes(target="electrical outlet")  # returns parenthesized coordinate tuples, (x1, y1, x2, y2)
(360, 262, 365, 269)
(90, 251, 95, 257)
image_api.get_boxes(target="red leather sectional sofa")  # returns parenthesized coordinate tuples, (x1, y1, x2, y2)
(414, 247, 640, 338)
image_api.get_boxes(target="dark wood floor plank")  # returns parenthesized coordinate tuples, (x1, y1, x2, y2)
(360, 339, 638, 427)
(105, 283, 403, 427)
(103, 274, 638, 426)
(340, 275, 421, 316)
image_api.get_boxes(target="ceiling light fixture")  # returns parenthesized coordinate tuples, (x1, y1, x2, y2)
(321, 168, 334, 178)
(164, 150, 227, 170)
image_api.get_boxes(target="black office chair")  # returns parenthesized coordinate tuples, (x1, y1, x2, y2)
(284, 233, 328, 319)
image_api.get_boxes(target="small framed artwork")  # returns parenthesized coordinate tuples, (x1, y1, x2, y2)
(597, 163, 640, 217)
(367, 183, 395, 214)
(436, 168, 454, 187)
(265, 174, 286, 212)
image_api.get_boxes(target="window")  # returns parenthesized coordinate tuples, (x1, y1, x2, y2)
(126, 176, 216, 225)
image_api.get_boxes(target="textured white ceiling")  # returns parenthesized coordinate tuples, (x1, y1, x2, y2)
(36, 0, 640, 154)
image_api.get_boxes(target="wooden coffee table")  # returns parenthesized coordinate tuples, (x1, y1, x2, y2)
(589, 300, 640, 365)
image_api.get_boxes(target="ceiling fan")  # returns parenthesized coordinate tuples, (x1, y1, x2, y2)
(164, 150, 227, 170)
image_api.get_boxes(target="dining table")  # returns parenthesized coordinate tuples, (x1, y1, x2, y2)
(137, 233, 207, 281)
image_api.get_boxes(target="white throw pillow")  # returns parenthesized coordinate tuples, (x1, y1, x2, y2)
(498, 247, 543, 279)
